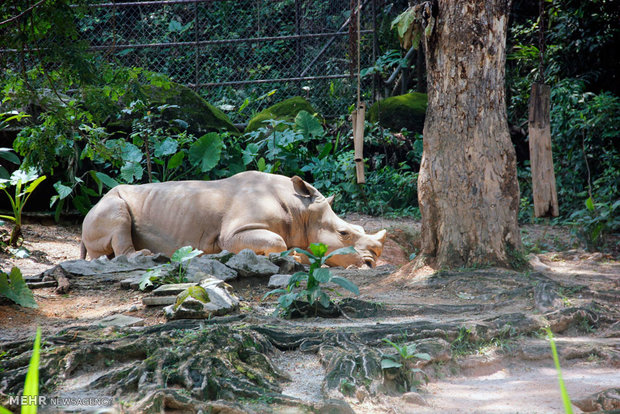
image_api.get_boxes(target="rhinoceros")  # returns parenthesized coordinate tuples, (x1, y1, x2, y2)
(80, 171, 386, 267)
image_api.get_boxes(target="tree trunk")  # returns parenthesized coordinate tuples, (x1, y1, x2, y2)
(417, 0, 522, 268)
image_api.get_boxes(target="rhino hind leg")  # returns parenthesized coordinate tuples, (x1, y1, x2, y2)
(220, 229, 288, 256)
(82, 192, 140, 259)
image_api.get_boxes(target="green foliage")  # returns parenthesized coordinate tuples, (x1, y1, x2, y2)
(569, 197, 620, 251)
(0, 168, 46, 246)
(174, 286, 210, 311)
(139, 246, 203, 290)
(545, 328, 574, 414)
(263, 243, 359, 317)
(381, 338, 431, 369)
(380, 337, 431, 392)
(0, 267, 38, 308)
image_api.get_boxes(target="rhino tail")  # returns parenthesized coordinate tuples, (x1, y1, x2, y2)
(80, 241, 87, 260)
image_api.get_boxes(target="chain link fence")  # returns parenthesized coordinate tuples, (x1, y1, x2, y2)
(69, 0, 378, 122)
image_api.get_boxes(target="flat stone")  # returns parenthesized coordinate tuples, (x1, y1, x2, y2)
(60, 253, 168, 276)
(143, 296, 177, 306)
(95, 314, 144, 328)
(120, 275, 143, 289)
(268, 274, 292, 288)
(186, 257, 238, 281)
(26, 281, 57, 289)
(225, 249, 279, 277)
(152, 283, 197, 296)
(163, 277, 239, 319)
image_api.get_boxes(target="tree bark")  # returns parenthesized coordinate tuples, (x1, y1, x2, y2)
(417, 0, 522, 268)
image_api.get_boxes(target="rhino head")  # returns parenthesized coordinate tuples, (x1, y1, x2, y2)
(292, 176, 387, 268)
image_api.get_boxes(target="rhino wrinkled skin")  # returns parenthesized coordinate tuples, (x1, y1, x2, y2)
(81, 171, 386, 267)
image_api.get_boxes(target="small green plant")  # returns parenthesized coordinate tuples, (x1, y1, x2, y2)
(569, 197, 620, 251)
(546, 328, 574, 414)
(0, 168, 46, 246)
(139, 246, 203, 290)
(263, 243, 359, 316)
(0, 267, 37, 308)
(381, 338, 431, 392)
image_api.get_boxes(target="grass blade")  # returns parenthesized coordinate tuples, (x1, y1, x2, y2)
(22, 326, 41, 414)
(546, 328, 574, 414)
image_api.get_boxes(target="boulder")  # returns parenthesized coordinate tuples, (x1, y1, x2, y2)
(368, 92, 427, 133)
(224, 249, 280, 277)
(186, 256, 238, 281)
(268, 252, 306, 274)
(163, 278, 239, 319)
(143, 82, 239, 135)
(245, 96, 318, 133)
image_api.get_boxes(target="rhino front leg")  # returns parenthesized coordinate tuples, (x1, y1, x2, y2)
(220, 229, 288, 256)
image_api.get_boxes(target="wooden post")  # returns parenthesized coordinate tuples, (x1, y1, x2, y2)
(353, 102, 366, 183)
(528, 83, 559, 217)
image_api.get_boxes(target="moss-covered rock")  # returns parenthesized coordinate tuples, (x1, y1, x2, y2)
(368, 92, 427, 133)
(144, 82, 239, 135)
(245, 96, 318, 133)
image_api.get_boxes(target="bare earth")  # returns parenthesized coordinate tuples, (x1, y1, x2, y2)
(0, 216, 618, 413)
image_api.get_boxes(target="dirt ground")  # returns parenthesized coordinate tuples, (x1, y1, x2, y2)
(0, 216, 618, 413)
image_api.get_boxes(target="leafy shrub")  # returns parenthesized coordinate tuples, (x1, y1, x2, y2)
(139, 246, 203, 290)
(0, 267, 37, 308)
(569, 197, 620, 252)
(263, 243, 359, 317)
(0, 169, 46, 246)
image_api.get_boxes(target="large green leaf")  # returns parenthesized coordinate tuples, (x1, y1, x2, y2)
(0, 148, 20, 165)
(324, 246, 357, 261)
(94, 171, 119, 190)
(154, 137, 178, 158)
(313, 268, 332, 283)
(120, 162, 143, 183)
(171, 246, 203, 263)
(0, 267, 38, 308)
(295, 110, 323, 139)
(167, 151, 185, 170)
(330, 276, 360, 295)
(381, 358, 403, 369)
(189, 132, 223, 172)
(53, 181, 72, 200)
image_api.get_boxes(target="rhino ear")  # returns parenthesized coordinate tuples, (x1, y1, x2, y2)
(374, 229, 387, 244)
(292, 176, 315, 198)
(326, 195, 335, 206)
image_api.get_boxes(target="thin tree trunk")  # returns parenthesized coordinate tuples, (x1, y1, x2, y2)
(417, 0, 522, 268)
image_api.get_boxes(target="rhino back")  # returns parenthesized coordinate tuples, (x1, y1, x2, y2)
(115, 180, 230, 255)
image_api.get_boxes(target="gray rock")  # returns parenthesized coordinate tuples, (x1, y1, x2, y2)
(224, 249, 279, 277)
(402, 391, 428, 406)
(152, 283, 198, 296)
(95, 314, 144, 328)
(268, 253, 305, 274)
(318, 399, 356, 414)
(186, 257, 238, 281)
(202, 250, 235, 263)
(163, 277, 239, 319)
(60, 253, 168, 276)
(268, 274, 292, 288)
(143, 296, 177, 306)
